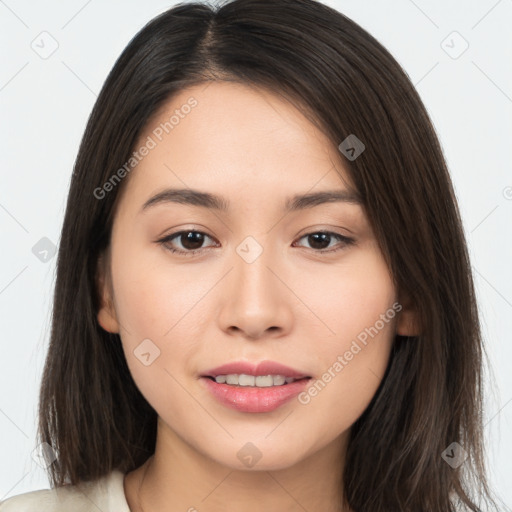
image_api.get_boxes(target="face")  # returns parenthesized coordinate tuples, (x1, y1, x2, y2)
(97, 81, 411, 471)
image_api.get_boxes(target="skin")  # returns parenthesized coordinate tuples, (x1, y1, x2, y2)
(97, 81, 419, 512)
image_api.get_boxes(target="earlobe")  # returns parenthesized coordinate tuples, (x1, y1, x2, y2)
(396, 290, 421, 337)
(95, 253, 120, 334)
(97, 305, 120, 334)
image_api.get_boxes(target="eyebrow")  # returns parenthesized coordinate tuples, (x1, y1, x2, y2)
(140, 187, 362, 214)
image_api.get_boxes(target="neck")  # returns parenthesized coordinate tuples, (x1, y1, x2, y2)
(124, 418, 351, 512)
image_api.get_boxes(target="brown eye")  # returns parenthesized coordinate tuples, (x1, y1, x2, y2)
(294, 231, 355, 253)
(158, 229, 355, 257)
(158, 230, 217, 256)
(176, 231, 206, 250)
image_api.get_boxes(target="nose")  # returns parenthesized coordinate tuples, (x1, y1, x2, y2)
(216, 244, 293, 340)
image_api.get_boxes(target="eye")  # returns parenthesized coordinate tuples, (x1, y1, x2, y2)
(157, 229, 355, 257)
(157, 230, 218, 256)
(293, 230, 355, 253)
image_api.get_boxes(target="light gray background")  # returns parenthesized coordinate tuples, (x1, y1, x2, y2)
(1, 0, 511, 506)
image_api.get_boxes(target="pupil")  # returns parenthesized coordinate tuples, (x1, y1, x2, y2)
(309, 233, 330, 250)
(182, 232, 204, 250)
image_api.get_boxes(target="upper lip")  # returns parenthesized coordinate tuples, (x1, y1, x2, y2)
(201, 360, 311, 379)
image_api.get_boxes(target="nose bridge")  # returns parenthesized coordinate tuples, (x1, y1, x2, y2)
(234, 234, 280, 307)
(217, 234, 291, 338)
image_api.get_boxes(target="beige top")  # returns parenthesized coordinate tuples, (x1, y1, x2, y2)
(0, 470, 130, 511)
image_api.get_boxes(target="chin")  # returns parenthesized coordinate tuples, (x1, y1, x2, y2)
(205, 438, 310, 472)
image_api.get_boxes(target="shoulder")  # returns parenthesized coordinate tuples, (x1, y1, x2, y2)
(0, 488, 62, 511)
(0, 470, 129, 512)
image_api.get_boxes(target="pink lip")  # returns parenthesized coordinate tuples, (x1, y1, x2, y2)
(200, 377, 311, 413)
(200, 360, 312, 413)
(201, 360, 311, 379)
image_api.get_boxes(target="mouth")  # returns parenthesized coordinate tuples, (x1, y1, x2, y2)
(201, 374, 312, 387)
(201, 360, 312, 383)
(199, 360, 313, 412)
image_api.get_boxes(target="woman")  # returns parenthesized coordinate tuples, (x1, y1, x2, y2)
(0, 0, 505, 510)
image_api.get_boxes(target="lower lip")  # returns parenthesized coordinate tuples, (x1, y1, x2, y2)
(200, 377, 311, 413)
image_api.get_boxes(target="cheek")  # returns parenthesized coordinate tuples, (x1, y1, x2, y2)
(111, 243, 209, 340)
(108, 243, 211, 397)
(294, 245, 396, 345)
(293, 248, 396, 425)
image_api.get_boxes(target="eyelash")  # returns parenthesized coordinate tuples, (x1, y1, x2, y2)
(156, 229, 355, 257)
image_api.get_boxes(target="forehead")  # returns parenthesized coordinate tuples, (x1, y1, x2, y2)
(122, 81, 356, 208)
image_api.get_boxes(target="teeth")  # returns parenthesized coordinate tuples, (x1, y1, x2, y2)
(213, 374, 300, 387)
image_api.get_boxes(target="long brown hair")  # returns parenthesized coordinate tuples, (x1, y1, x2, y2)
(37, 0, 505, 510)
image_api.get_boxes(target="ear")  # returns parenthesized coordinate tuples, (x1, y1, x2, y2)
(395, 289, 421, 337)
(95, 252, 120, 334)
